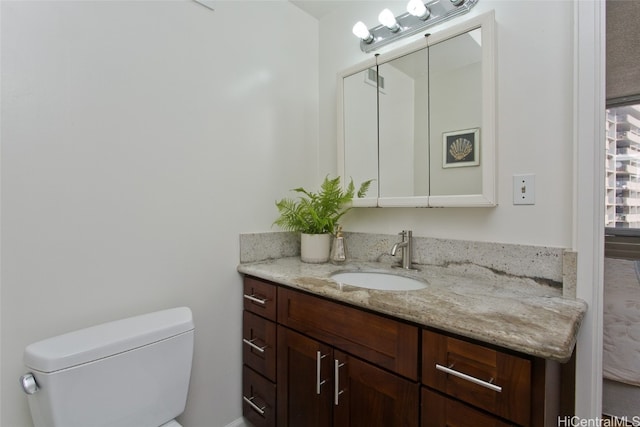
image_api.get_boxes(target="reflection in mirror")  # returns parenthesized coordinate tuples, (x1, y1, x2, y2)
(429, 28, 482, 196)
(378, 47, 429, 200)
(338, 11, 495, 207)
(343, 68, 379, 199)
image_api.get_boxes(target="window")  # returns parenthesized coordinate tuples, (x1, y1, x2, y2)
(606, 104, 640, 229)
(604, 0, 640, 258)
(605, 103, 640, 258)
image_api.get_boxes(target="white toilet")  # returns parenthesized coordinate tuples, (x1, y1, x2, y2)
(20, 307, 194, 427)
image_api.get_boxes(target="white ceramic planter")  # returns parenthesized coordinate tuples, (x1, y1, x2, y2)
(300, 233, 331, 264)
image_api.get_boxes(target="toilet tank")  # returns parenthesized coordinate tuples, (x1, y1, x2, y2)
(22, 307, 194, 427)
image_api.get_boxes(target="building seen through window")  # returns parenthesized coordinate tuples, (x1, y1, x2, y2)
(606, 104, 640, 229)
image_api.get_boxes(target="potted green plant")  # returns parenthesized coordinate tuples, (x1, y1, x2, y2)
(274, 175, 372, 263)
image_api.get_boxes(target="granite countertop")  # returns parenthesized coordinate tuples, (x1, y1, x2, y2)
(237, 257, 587, 362)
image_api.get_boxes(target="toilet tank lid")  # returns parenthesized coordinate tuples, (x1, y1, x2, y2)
(24, 307, 194, 373)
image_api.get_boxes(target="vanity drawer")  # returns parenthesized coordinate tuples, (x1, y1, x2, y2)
(244, 276, 277, 321)
(243, 311, 277, 382)
(243, 366, 276, 427)
(278, 287, 418, 380)
(422, 387, 515, 427)
(422, 329, 531, 426)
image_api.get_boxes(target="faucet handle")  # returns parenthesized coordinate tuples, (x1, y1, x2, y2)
(398, 230, 411, 240)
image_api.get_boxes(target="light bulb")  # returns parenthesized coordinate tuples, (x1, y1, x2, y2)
(407, 0, 430, 19)
(378, 9, 400, 32)
(352, 21, 373, 43)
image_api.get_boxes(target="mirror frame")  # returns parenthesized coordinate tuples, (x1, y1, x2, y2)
(337, 10, 496, 208)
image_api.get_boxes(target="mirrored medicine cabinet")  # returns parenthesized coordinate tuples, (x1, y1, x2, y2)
(337, 11, 496, 207)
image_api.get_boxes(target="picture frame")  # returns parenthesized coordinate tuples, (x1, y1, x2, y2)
(442, 128, 480, 168)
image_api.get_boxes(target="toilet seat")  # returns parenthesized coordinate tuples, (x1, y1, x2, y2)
(160, 420, 182, 427)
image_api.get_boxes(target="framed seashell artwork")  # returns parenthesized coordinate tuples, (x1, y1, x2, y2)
(442, 128, 480, 168)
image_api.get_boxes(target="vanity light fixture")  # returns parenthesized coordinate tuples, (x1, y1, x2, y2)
(378, 9, 401, 32)
(407, 0, 430, 20)
(353, 0, 479, 53)
(352, 21, 374, 44)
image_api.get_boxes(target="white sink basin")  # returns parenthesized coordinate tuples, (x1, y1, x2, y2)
(330, 271, 427, 291)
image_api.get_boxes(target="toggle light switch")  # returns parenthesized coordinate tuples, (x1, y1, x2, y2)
(513, 174, 535, 205)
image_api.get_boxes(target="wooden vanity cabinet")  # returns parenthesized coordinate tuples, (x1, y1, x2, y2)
(277, 321, 420, 427)
(277, 288, 420, 427)
(422, 329, 553, 427)
(241, 275, 560, 427)
(243, 366, 276, 427)
(242, 277, 277, 427)
(276, 326, 333, 427)
(243, 276, 277, 320)
(277, 287, 419, 380)
(422, 388, 514, 427)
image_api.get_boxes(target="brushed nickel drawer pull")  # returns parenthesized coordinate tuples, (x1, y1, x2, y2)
(243, 395, 266, 415)
(316, 351, 328, 394)
(243, 294, 268, 305)
(243, 338, 267, 353)
(334, 360, 346, 405)
(435, 363, 503, 393)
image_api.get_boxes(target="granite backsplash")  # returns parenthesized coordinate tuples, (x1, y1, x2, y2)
(239, 231, 577, 298)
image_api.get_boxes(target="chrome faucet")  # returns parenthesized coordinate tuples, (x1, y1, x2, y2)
(390, 230, 414, 270)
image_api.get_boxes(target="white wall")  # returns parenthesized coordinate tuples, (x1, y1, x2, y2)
(0, 1, 318, 426)
(318, 0, 575, 248)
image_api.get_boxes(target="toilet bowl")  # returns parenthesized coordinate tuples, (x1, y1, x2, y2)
(20, 307, 195, 427)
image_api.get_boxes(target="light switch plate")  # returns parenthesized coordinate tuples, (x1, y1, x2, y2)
(513, 174, 535, 205)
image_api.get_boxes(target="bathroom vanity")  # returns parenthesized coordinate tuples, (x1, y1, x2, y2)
(238, 257, 586, 427)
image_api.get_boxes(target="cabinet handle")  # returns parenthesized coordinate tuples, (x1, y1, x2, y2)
(316, 351, 328, 394)
(435, 363, 503, 393)
(243, 294, 268, 305)
(243, 338, 267, 353)
(243, 395, 266, 415)
(334, 359, 346, 405)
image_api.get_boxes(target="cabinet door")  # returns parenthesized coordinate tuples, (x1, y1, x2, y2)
(333, 349, 419, 427)
(244, 276, 277, 321)
(422, 330, 531, 426)
(243, 311, 277, 382)
(277, 326, 333, 427)
(422, 388, 515, 427)
(243, 366, 276, 427)
(278, 287, 418, 380)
